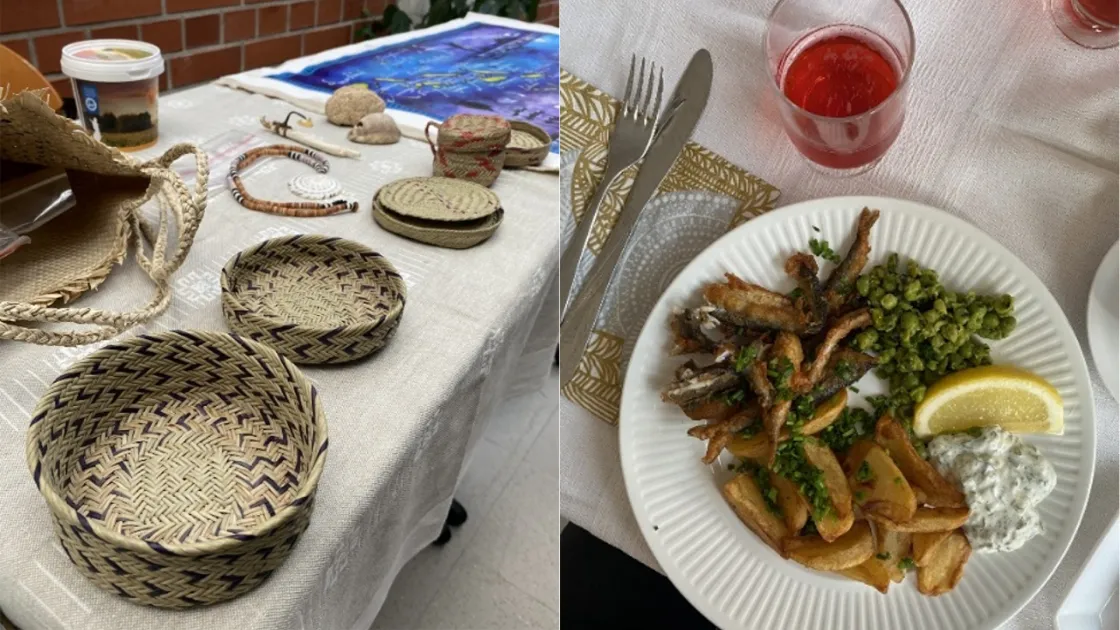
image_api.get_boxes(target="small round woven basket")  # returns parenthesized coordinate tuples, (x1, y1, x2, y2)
(504, 121, 551, 168)
(25, 330, 327, 608)
(372, 196, 503, 249)
(425, 114, 510, 187)
(222, 234, 406, 364)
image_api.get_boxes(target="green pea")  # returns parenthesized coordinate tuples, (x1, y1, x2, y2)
(903, 280, 922, 302)
(941, 323, 961, 344)
(855, 330, 878, 351)
(920, 269, 938, 287)
(933, 299, 948, 315)
(880, 294, 899, 310)
(878, 347, 896, 364)
(887, 253, 900, 271)
(993, 294, 1014, 316)
(964, 291, 978, 304)
(982, 312, 1000, 331)
(1000, 316, 1016, 336)
(929, 334, 945, 349)
(905, 353, 924, 372)
(957, 343, 974, 359)
(907, 261, 921, 277)
(910, 385, 927, 403)
(884, 277, 899, 292)
(969, 303, 988, 318)
(882, 313, 898, 332)
(856, 275, 871, 297)
(942, 291, 958, 305)
(902, 373, 920, 390)
(922, 310, 940, 326)
(869, 287, 885, 304)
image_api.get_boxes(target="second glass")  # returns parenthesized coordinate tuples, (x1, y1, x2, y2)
(765, 0, 914, 175)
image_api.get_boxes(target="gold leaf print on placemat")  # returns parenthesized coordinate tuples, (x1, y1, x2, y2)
(560, 330, 625, 425)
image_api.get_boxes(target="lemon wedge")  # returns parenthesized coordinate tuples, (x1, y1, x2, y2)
(913, 365, 1063, 437)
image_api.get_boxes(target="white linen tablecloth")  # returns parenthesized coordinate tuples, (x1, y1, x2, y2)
(559, 1, 1119, 628)
(0, 81, 559, 629)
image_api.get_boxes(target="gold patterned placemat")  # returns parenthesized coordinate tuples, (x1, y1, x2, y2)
(559, 68, 780, 425)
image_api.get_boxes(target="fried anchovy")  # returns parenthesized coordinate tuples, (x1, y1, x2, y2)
(809, 349, 878, 404)
(704, 281, 808, 334)
(800, 309, 873, 388)
(746, 359, 774, 409)
(786, 252, 828, 335)
(681, 394, 744, 422)
(824, 208, 880, 311)
(763, 332, 804, 465)
(687, 404, 762, 463)
(660, 363, 739, 406)
(669, 307, 718, 355)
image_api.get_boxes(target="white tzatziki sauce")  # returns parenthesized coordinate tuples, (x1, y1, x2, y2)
(926, 426, 1056, 553)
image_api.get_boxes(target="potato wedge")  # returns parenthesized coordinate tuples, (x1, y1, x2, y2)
(727, 433, 770, 463)
(868, 507, 970, 533)
(912, 485, 929, 506)
(875, 528, 912, 583)
(771, 472, 809, 533)
(802, 438, 853, 541)
(800, 390, 847, 435)
(912, 531, 951, 567)
(875, 416, 966, 508)
(847, 443, 917, 523)
(784, 520, 874, 571)
(722, 474, 789, 555)
(837, 556, 892, 593)
(844, 439, 876, 473)
(917, 530, 972, 596)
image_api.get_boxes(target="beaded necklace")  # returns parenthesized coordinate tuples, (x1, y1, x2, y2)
(228, 145, 358, 217)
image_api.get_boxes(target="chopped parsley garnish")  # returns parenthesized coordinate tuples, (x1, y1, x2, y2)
(855, 461, 875, 483)
(966, 427, 984, 438)
(875, 552, 891, 561)
(817, 407, 874, 452)
(734, 344, 758, 373)
(750, 465, 782, 516)
(893, 476, 904, 486)
(812, 225, 821, 233)
(789, 287, 804, 299)
(773, 439, 832, 519)
(897, 557, 917, 571)
(723, 388, 747, 405)
(849, 385, 860, 393)
(787, 395, 815, 430)
(854, 490, 866, 501)
(809, 238, 842, 264)
(835, 359, 855, 382)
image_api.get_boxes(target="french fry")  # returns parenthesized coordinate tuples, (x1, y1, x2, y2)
(868, 507, 970, 533)
(722, 474, 789, 556)
(771, 471, 810, 533)
(727, 433, 770, 463)
(802, 438, 853, 541)
(875, 528, 912, 583)
(726, 391, 848, 460)
(784, 520, 874, 571)
(836, 557, 892, 593)
(912, 531, 952, 567)
(847, 442, 918, 523)
(800, 390, 847, 435)
(875, 416, 966, 508)
(917, 530, 972, 596)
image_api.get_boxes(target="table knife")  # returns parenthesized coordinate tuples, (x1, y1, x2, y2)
(559, 49, 713, 388)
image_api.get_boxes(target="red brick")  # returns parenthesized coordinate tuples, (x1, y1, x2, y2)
(160, 72, 169, 92)
(1, 39, 32, 62)
(317, 0, 343, 25)
(258, 5, 286, 36)
(166, 0, 238, 12)
(169, 45, 240, 88)
(245, 0, 275, 4)
(343, 0, 368, 21)
(224, 9, 256, 43)
(141, 19, 183, 54)
(0, 0, 60, 33)
(91, 24, 140, 40)
(62, 0, 160, 26)
(539, 2, 558, 20)
(51, 77, 74, 100)
(303, 24, 350, 55)
(245, 34, 301, 70)
(185, 14, 220, 48)
(34, 31, 84, 75)
(290, 1, 316, 30)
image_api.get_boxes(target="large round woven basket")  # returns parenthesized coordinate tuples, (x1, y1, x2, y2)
(222, 234, 406, 364)
(504, 121, 551, 168)
(25, 330, 327, 608)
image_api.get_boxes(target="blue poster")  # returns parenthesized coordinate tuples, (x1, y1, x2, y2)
(268, 22, 560, 152)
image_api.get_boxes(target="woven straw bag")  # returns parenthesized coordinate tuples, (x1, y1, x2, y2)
(425, 114, 510, 187)
(26, 330, 327, 608)
(222, 235, 406, 364)
(0, 91, 208, 346)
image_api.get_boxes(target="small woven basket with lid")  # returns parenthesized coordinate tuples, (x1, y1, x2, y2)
(26, 330, 327, 608)
(222, 234, 406, 364)
(425, 114, 510, 187)
(504, 121, 551, 168)
(372, 177, 503, 249)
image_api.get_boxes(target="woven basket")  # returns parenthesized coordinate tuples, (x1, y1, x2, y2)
(222, 234, 406, 364)
(372, 197, 503, 249)
(25, 330, 327, 608)
(504, 121, 551, 168)
(425, 114, 510, 187)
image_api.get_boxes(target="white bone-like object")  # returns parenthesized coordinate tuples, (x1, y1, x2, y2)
(259, 115, 361, 159)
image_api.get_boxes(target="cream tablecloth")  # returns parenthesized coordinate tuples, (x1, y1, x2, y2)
(0, 81, 559, 628)
(559, 1, 1119, 628)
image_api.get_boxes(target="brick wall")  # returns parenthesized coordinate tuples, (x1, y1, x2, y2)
(1, 0, 559, 99)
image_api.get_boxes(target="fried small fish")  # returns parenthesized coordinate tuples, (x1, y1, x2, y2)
(809, 349, 878, 403)
(786, 252, 829, 335)
(681, 394, 744, 422)
(660, 363, 740, 406)
(704, 281, 809, 334)
(669, 307, 718, 355)
(800, 309, 873, 389)
(824, 208, 880, 312)
(763, 332, 804, 464)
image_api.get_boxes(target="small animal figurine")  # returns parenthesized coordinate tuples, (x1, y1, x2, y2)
(347, 113, 401, 145)
(325, 84, 386, 126)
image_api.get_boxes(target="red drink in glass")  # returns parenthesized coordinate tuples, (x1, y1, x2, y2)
(1050, 0, 1119, 48)
(765, 0, 914, 175)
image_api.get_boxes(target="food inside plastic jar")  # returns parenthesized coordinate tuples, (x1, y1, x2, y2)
(60, 40, 165, 151)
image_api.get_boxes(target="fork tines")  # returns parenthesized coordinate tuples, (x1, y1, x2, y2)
(622, 54, 664, 125)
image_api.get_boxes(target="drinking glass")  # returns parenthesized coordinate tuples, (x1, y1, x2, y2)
(1049, 0, 1118, 49)
(764, 0, 914, 176)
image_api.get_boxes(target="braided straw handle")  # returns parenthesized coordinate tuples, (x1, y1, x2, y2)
(425, 120, 440, 156)
(0, 144, 210, 346)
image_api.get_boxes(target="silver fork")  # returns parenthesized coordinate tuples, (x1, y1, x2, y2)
(559, 55, 663, 315)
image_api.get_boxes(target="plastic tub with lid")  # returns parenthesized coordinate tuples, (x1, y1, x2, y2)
(61, 40, 165, 151)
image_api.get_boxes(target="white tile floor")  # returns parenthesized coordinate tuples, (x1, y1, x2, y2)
(369, 369, 560, 630)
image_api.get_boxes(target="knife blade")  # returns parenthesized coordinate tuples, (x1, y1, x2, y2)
(559, 49, 713, 388)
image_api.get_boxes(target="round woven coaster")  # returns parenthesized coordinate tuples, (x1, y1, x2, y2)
(505, 121, 551, 168)
(222, 235, 406, 364)
(377, 176, 500, 222)
(372, 196, 502, 249)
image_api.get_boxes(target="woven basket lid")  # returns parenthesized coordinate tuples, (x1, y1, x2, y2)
(376, 176, 500, 222)
(436, 114, 511, 152)
(505, 120, 551, 167)
(372, 197, 502, 249)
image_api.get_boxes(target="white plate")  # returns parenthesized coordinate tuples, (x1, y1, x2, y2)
(1086, 241, 1118, 402)
(619, 197, 1096, 630)
(1055, 514, 1119, 630)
